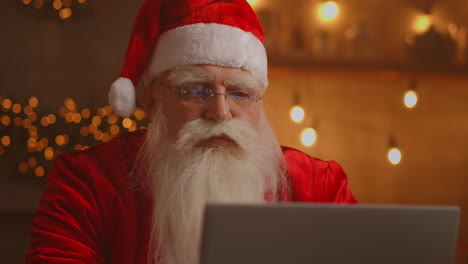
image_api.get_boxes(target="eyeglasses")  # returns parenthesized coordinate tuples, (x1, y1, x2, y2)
(156, 80, 263, 108)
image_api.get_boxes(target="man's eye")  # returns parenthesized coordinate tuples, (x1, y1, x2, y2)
(228, 91, 250, 100)
(180, 85, 211, 97)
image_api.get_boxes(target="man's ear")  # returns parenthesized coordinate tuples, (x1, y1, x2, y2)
(141, 83, 159, 120)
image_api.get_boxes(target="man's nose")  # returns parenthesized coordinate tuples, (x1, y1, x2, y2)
(203, 93, 233, 121)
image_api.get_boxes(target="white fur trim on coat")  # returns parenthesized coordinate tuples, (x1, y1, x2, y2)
(144, 23, 268, 90)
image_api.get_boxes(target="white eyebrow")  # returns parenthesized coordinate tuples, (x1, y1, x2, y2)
(167, 67, 213, 86)
(224, 75, 263, 93)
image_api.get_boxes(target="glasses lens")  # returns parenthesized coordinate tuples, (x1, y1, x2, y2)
(179, 85, 212, 104)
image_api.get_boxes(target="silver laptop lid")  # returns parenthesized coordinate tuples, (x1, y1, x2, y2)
(200, 203, 460, 264)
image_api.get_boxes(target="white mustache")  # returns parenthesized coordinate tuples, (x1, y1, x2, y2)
(174, 118, 256, 151)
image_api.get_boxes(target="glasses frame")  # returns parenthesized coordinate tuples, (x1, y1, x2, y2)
(155, 80, 263, 107)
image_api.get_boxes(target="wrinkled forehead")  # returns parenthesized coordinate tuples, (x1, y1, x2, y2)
(165, 66, 264, 92)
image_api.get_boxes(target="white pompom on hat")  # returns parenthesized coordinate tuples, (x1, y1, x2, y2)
(108, 0, 268, 117)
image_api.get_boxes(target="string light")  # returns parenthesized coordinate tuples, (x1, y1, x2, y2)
(122, 118, 132, 129)
(1, 136, 11, 147)
(88, 124, 98, 134)
(81, 108, 91, 119)
(1, 115, 11, 126)
(2, 99, 12, 110)
(92, 116, 102, 126)
(48, 114, 56, 124)
(318, 1, 339, 23)
(404, 81, 418, 109)
(72, 113, 82, 123)
(40, 116, 50, 127)
(55, 135, 66, 146)
(80, 126, 89, 136)
(301, 127, 318, 146)
(97, 108, 106, 118)
(44, 147, 54, 160)
(18, 162, 28, 173)
(94, 131, 103, 141)
(35, 166, 45, 177)
(28, 156, 38, 168)
(134, 108, 145, 121)
(107, 114, 118, 125)
(388, 148, 402, 165)
(13, 117, 22, 127)
(12, 104, 22, 114)
(104, 105, 113, 116)
(109, 125, 120, 136)
(59, 8, 73, 19)
(28, 96, 39, 108)
(0, 95, 151, 179)
(414, 14, 432, 34)
(387, 137, 401, 165)
(24, 105, 33, 115)
(290, 106, 305, 123)
(53, 0, 63, 10)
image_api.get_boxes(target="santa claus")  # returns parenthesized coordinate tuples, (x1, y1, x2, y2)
(26, 0, 357, 263)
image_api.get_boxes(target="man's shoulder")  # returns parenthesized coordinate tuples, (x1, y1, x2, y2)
(51, 129, 146, 180)
(280, 146, 353, 202)
(281, 145, 332, 170)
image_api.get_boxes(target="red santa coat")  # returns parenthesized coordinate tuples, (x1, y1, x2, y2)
(25, 129, 357, 264)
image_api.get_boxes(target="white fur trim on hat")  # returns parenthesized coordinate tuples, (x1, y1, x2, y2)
(144, 23, 268, 89)
(108, 77, 136, 117)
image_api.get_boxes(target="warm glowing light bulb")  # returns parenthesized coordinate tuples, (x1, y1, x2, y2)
(301, 128, 318, 146)
(290, 105, 305, 123)
(59, 8, 72, 19)
(404, 90, 418, 108)
(388, 147, 402, 165)
(414, 15, 432, 34)
(122, 118, 132, 129)
(318, 1, 339, 23)
(1, 136, 11, 147)
(53, 0, 62, 10)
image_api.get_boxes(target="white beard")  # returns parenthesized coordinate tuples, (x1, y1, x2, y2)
(137, 106, 287, 264)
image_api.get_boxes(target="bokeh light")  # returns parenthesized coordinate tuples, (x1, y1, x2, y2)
(404, 90, 418, 109)
(59, 7, 72, 19)
(53, 0, 63, 10)
(290, 105, 305, 123)
(35, 166, 45, 177)
(2, 99, 12, 110)
(12, 103, 22, 114)
(134, 108, 145, 121)
(55, 135, 66, 146)
(122, 118, 132, 129)
(28, 156, 38, 168)
(18, 162, 28, 173)
(28, 96, 39, 108)
(301, 128, 318, 146)
(80, 126, 89, 136)
(1, 115, 11, 126)
(318, 1, 339, 23)
(388, 147, 402, 165)
(81, 108, 91, 119)
(414, 14, 432, 34)
(13, 117, 22, 127)
(1, 136, 11, 147)
(44, 147, 54, 160)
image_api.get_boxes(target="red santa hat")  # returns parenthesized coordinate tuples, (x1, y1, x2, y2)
(109, 0, 268, 117)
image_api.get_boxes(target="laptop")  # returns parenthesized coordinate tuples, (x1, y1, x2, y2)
(200, 203, 460, 264)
